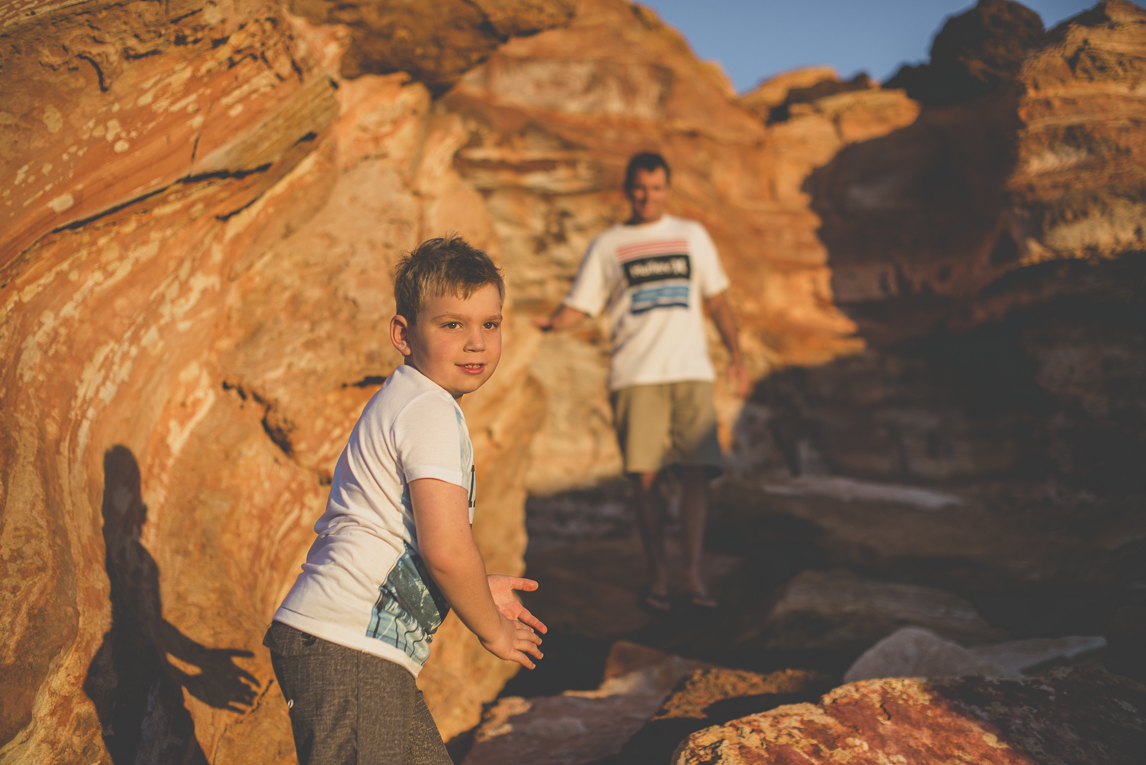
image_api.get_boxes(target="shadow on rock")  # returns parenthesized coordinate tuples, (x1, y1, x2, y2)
(83, 446, 258, 764)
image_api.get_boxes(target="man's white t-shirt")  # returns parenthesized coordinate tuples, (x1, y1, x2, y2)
(564, 214, 731, 391)
(273, 364, 475, 677)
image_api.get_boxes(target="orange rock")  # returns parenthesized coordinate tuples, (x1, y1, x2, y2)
(673, 668, 1146, 764)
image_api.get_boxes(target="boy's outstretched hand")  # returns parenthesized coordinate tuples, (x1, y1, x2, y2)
(485, 575, 546, 669)
(488, 575, 548, 635)
(481, 613, 544, 670)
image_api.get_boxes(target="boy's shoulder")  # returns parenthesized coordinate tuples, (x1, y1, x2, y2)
(364, 365, 461, 423)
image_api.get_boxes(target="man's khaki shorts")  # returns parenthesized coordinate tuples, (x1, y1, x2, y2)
(610, 380, 723, 476)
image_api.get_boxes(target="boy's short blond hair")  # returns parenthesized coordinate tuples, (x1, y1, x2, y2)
(393, 235, 505, 322)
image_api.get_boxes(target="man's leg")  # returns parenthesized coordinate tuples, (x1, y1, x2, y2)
(612, 385, 673, 610)
(632, 470, 671, 607)
(678, 465, 714, 605)
(668, 381, 722, 607)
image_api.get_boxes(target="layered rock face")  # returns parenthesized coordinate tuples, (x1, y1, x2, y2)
(3, 1, 1145, 764)
(745, 0, 1146, 489)
(2, 2, 555, 761)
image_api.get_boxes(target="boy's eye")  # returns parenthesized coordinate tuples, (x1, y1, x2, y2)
(484, 322, 500, 329)
(443, 322, 460, 329)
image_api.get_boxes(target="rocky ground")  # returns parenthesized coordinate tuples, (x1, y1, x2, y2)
(454, 473, 1146, 763)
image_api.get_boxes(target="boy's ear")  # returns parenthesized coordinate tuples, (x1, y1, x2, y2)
(390, 315, 413, 357)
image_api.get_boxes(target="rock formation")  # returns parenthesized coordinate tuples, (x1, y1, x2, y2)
(1, 2, 560, 761)
(3, 0, 1145, 763)
(749, 0, 1146, 490)
(674, 668, 1146, 765)
(842, 626, 1107, 683)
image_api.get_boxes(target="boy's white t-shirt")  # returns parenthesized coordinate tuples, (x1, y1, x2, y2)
(564, 214, 731, 391)
(274, 364, 475, 677)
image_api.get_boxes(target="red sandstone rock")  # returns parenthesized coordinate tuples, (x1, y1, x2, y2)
(673, 668, 1146, 765)
(290, 0, 576, 91)
(0, 2, 560, 761)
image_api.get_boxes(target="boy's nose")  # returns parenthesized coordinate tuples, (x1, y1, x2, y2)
(464, 327, 485, 350)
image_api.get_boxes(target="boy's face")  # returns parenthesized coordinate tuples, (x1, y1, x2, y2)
(390, 283, 503, 399)
(626, 166, 670, 224)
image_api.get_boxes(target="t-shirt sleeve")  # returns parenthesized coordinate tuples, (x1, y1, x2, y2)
(564, 236, 613, 317)
(693, 224, 731, 299)
(392, 392, 469, 489)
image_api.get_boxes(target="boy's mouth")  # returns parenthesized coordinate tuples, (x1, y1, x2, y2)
(458, 363, 485, 375)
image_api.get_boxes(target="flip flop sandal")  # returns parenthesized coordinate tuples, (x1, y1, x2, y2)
(641, 589, 673, 613)
(688, 593, 718, 609)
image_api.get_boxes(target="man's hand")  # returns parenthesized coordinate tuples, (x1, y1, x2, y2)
(705, 292, 750, 396)
(532, 305, 588, 332)
(728, 357, 750, 397)
(480, 613, 544, 669)
(488, 575, 548, 634)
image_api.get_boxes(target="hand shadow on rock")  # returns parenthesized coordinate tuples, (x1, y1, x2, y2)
(84, 445, 259, 765)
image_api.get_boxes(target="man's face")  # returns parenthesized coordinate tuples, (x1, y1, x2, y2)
(626, 167, 670, 224)
(390, 283, 503, 399)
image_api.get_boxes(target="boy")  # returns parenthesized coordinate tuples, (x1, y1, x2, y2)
(264, 236, 545, 765)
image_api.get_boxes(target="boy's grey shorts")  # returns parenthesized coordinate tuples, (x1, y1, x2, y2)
(263, 621, 451, 765)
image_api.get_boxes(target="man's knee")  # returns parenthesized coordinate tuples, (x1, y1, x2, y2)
(632, 471, 659, 492)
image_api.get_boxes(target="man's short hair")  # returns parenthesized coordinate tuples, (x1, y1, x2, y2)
(624, 152, 672, 192)
(393, 235, 505, 322)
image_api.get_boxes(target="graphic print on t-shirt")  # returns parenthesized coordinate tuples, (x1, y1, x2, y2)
(616, 237, 691, 314)
(366, 542, 450, 664)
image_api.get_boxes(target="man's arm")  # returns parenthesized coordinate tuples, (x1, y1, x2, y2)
(532, 304, 588, 332)
(411, 478, 543, 668)
(705, 291, 750, 397)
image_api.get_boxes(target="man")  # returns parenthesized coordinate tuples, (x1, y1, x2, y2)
(534, 152, 748, 610)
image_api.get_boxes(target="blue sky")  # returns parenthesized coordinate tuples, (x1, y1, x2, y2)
(638, 0, 1104, 93)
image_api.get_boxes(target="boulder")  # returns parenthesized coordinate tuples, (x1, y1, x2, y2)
(464, 648, 831, 765)
(886, 0, 1047, 105)
(709, 478, 1142, 639)
(462, 641, 707, 765)
(674, 667, 1146, 764)
(842, 626, 1107, 683)
(741, 569, 1007, 654)
(602, 666, 833, 765)
(844, 627, 1007, 683)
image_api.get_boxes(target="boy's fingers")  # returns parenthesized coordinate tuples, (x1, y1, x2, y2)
(517, 608, 547, 633)
(516, 623, 543, 644)
(512, 650, 536, 669)
(505, 576, 539, 592)
(517, 639, 544, 660)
